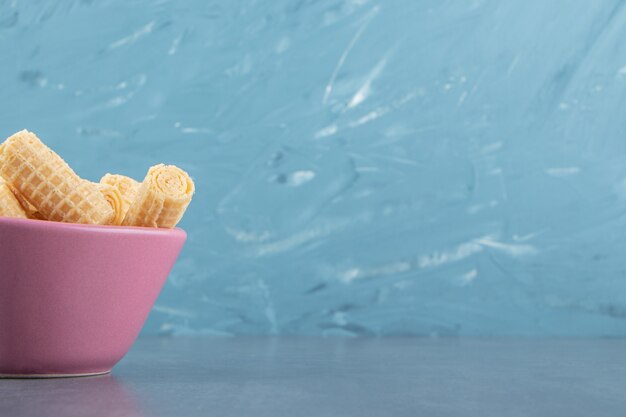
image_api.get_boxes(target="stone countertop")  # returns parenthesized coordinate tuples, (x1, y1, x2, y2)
(2, 337, 626, 416)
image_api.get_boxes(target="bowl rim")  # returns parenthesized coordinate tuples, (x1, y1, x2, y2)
(0, 215, 186, 237)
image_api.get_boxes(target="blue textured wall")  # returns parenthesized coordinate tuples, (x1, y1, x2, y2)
(3, 1, 626, 336)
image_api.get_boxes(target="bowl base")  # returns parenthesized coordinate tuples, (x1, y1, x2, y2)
(0, 369, 111, 379)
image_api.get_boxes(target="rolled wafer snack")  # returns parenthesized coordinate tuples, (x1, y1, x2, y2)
(0, 177, 27, 218)
(0, 130, 114, 224)
(0, 142, 39, 218)
(95, 182, 125, 225)
(6, 181, 41, 219)
(122, 164, 194, 228)
(100, 173, 139, 219)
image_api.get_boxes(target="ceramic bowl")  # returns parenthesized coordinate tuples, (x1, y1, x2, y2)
(0, 216, 186, 377)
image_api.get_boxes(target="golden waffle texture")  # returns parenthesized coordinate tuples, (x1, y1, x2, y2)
(0, 177, 27, 218)
(96, 182, 125, 225)
(122, 164, 194, 228)
(5, 180, 39, 218)
(0, 130, 114, 224)
(100, 173, 139, 219)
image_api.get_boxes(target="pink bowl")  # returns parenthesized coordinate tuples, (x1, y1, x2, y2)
(0, 216, 186, 377)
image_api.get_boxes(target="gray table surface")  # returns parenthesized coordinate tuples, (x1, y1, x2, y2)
(2, 338, 626, 417)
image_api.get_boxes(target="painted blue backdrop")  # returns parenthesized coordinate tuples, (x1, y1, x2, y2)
(2, 1, 626, 336)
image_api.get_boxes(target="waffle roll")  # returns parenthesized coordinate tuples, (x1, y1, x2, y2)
(0, 130, 114, 224)
(7, 182, 42, 219)
(0, 177, 27, 218)
(95, 182, 125, 225)
(122, 164, 194, 228)
(100, 173, 139, 221)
